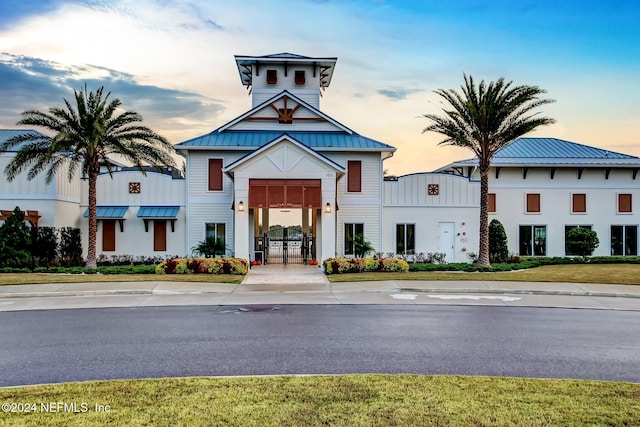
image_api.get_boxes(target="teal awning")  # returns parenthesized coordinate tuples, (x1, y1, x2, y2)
(83, 206, 128, 219)
(137, 206, 180, 219)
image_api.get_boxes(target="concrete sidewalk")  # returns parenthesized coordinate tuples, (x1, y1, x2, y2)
(1, 272, 640, 312)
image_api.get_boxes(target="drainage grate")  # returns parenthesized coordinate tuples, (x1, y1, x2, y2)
(216, 305, 280, 314)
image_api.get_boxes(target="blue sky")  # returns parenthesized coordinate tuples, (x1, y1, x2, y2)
(0, 0, 638, 174)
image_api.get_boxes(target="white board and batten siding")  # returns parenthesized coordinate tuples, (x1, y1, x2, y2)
(382, 173, 480, 263)
(82, 171, 187, 258)
(0, 154, 81, 228)
(185, 151, 246, 257)
(329, 152, 384, 256)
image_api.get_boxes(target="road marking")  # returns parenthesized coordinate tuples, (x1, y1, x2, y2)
(427, 294, 522, 302)
(390, 294, 417, 300)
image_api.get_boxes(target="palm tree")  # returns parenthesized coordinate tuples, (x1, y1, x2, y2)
(422, 75, 555, 267)
(0, 85, 176, 269)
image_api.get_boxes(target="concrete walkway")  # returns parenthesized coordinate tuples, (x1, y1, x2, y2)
(0, 264, 640, 312)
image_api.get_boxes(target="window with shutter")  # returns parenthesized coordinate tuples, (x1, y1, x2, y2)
(154, 221, 167, 251)
(102, 220, 116, 251)
(208, 159, 223, 191)
(526, 193, 540, 213)
(572, 193, 586, 213)
(347, 161, 362, 193)
(618, 194, 632, 213)
(488, 193, 496, 213)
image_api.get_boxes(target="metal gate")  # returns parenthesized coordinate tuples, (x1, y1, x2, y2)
(257, 227, 316, 265)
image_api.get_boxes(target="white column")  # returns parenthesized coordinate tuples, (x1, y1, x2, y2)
(234, 177, 250, 261)
(320, 175, 336, 262)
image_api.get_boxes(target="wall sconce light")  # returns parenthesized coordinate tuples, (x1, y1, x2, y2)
(325, 202, 332, 213)
(238, 201, 244, 211)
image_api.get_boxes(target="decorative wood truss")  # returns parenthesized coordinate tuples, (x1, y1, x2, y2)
(243, 96, 328, 124)
(0, 209, 41, 227)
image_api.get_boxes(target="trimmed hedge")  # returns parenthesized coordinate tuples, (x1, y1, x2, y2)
(155, 258, 248, 275)
(28, 265, 156, 275)
(323, 257, 409, 274)
(407, 256, 640, 273)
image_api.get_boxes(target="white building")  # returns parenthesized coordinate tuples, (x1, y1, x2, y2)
(2, 53, 640, 263)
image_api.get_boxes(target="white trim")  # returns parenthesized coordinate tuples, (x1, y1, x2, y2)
(570, 192, 587, 215)
(217, 91, 353, 134)
(223, 134, 345, 176)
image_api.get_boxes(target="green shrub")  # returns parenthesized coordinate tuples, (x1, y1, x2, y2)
(31, 226, 58, 267)
(323, 257, 409, 274)
(155, 257, 248, 275)
(489, 219, 509, 263)
(59, 227, 83, 267)
(0, 207, 33, 268)
(566, 227, 599, 256)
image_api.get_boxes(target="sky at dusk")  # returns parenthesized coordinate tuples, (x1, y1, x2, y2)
(0, 0, 638, 175)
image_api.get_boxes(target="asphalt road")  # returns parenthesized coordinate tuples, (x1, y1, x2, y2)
(1, 305, 639, 386)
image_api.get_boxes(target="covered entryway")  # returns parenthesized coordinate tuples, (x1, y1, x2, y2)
(250, 180, 320, 264)
(225, 135, 343, 264)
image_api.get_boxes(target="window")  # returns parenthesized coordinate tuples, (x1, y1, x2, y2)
(565, 225, 592, 256)
(266, 69, 277, 84)
(154, 221, 167, 252)
(344, 223, 364, 256)
(488, 193, 496, 213)
(295, 70, 305, 85)
(611, 225, 638, 256)
(396, 224, 415, 255)
(208, 159, 223, 191)
(526, 193, 540, 213)
(572, 193, 586, 213)
(347, 161, 362, 193)
(618, 194, 632, 213)
(519, 225, 546, 256)
(205, 223, 226, 256)
(102, 220, 116, 252)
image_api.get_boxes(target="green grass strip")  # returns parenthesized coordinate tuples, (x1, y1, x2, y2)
(1, 375, 638, 426)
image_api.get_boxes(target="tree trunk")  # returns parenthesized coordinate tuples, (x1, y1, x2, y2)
(477, 165, 490, 267)
(85, 171, 98, 269)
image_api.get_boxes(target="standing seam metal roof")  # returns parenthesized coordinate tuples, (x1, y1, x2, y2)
(448, 138, 640, 167)
(175, 131, 395, 151)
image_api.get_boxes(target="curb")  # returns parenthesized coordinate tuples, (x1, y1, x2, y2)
(398, 288, 640, 299)
(1, 288, 640, 299)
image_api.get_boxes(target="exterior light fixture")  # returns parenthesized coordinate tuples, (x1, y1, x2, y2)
(325, 202, 331, 213)
(238, 201, 244, 211)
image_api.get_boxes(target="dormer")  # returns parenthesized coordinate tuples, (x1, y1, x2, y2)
(235, 53, 337, 109)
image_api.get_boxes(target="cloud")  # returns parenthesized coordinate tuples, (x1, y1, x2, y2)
(0, 53, 225, 140)
(377, 87, 425, 100)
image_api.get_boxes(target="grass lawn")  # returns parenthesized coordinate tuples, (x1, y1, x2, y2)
(0, 273, 243, 286)
(0, 375, 638, 426)
(327, 264, 640, 285)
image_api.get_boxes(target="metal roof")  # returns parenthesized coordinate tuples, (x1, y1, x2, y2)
(175, 130, 395, 152)
(444, 138, 640, 168)
(137, 206, 180, 218)
(83, 206, 129, 219)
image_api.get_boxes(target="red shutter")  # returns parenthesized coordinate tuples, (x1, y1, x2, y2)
(488, 193, 496, 213)
(295, 70, 305, 85)
(347, 161, 362, 193)
(208, 159, 223, 191)
(572, 194, 586, 213)
(619, 194, 632, 213)
(154, 221, 167, 251)
(526, 193, 540, 213)
(102, 221, 116, 252)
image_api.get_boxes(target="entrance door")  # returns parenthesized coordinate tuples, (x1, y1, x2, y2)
(438, 222, 455, 263)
